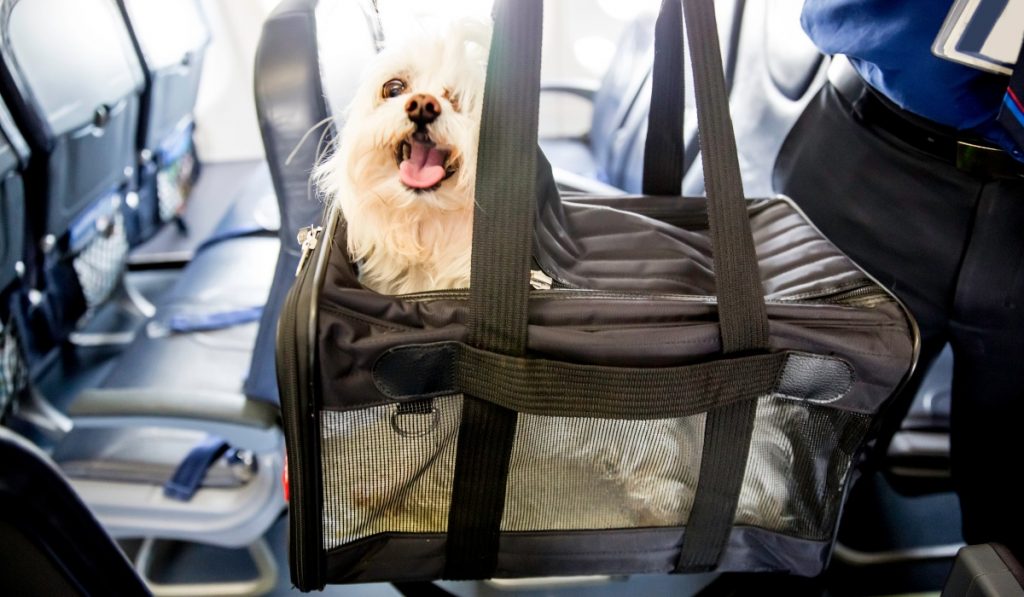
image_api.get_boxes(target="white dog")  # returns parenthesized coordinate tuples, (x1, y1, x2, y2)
(315, 20, 490, 295)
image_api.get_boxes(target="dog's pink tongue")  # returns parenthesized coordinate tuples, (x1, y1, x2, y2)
(400, 141, 446, 189)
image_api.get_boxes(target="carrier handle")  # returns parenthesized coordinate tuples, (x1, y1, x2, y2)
(663, 3, 772, 571)
(642, 0, 685, 196)
(375, 343, 854, 418)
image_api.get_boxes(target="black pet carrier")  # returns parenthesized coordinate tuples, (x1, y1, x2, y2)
(276, 0, 918, 589)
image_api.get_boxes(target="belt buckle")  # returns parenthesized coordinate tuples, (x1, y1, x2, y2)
(956, 141, 1024, 179)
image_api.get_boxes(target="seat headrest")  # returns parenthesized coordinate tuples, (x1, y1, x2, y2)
(254, 0, 378, 246)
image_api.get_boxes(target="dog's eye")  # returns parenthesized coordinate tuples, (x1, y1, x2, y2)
(382, 79, 406, 99)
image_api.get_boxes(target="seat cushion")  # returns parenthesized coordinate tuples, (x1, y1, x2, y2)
(101, 236, 278, 393)
(539, 138, 599, 181)
(54, 426, 252, 488)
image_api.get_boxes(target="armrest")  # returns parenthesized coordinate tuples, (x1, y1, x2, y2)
(552, 166, 627, 196)
(539, 79, 599, 141)
(943, 544, 1024, 596)
(68, 389, 280, 452)
(540, 78, 600, 102)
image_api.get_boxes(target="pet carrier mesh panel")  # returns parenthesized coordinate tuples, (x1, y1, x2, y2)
(320, 396, 870, 549)
(276, 0, 917, 589)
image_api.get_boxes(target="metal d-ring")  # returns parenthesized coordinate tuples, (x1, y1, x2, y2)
(390, 406, 440, 438)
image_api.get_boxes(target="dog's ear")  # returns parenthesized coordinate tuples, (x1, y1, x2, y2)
(447, 18, 492, 65)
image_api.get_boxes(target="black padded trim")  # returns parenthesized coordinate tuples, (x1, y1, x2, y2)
(373, 343, 458, 401)
(323, 527, 833, 583)
(777, 354, 855, 404)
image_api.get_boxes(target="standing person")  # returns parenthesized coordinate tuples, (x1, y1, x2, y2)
(773, 0, 1024, 556)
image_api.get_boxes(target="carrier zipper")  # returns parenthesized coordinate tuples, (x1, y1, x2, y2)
(529, 269, 553, 290)
(389, 270, 555, 300)
(279, 260, 313, 585)
(278, 262, 308, 583)
(774, 283, 889, 308)
(279, 221, 328, 588)
(295, 226, 323, 275)
(396, 280, 888, 307)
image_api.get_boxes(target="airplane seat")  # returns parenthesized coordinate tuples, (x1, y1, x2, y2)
(943, 544, 1024, 597)
(0, 426, 151, 597)
(115, 0, 214, 248)
(709, 0, 826, 197)
(0, 0, 145, 361)
(43, 222, 285, 593)
(588, 0, 826, 197)
(43, 206, 284, 592)
(538, 14, 655, 188)
(0, 1, 380, 591)
(885, 345, 953, 495)
(1, 97, 29, 421)
(244, 0, 380, 404)
(0, 2, 282, 591)
(544, 0, 755, 195)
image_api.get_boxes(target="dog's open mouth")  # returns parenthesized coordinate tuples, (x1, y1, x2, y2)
(395, 130, 456, 191)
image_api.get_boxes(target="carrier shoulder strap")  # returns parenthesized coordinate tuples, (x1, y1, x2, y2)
(674, 0, 769, 571)
(643, 0, 685, 196)
(447, 0, 770, 578)
(443, 0, 542, 580)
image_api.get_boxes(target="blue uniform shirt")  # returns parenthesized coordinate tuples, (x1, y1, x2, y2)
(801, 0, 1022, 160)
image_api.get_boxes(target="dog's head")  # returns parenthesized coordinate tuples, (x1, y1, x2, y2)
(318, 20, 490, 215)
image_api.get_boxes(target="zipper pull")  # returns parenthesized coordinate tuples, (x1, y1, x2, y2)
(295, 226, 323, 275)
(529, 269, 552, 290)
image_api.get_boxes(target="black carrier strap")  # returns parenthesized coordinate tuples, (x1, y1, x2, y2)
(675, 0, 768, 571)
(443, 0, 543, 580)
(375, 344, 810, 419)
(643, 0, 685, 196)
(446, 0, 770, 578)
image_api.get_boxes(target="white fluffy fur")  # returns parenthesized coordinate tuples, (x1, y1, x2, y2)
(315, 20, 490, 295)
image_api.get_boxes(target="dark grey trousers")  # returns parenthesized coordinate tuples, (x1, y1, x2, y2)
(774, 82, 1024, 554)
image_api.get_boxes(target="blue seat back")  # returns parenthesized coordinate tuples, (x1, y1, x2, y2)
(0, 99, 27, 297)
(1, 97, 28, 418)
(0, 0, 144, 238)
(0, 0, 144, 353)
(597, 0, 824, 196)
(0, 427, 150, 596)
(246, 0, 379, 403)
(117, 0, 210, 154)
(116, 0, 211, 245)
(588, 15, 654, 185)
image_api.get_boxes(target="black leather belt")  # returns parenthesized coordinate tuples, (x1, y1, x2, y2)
(828, 56, 1024, 180)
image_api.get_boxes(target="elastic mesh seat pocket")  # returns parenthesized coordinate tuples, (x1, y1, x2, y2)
(1, 319, 28, 413)
(72, 210, 129, 309)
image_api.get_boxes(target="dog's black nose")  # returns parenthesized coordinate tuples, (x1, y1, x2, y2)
(405, 93, 441, 125)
